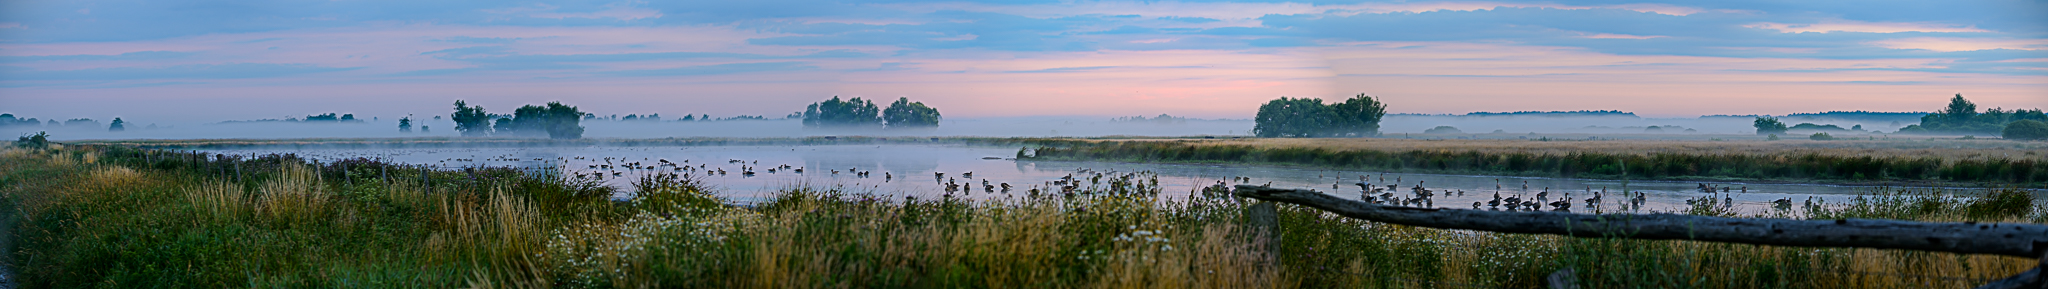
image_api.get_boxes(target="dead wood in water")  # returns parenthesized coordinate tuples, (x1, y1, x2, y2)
(1231, 185, 2048, 258)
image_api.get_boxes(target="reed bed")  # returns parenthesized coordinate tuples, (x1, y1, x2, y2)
(0, 144, 2040, 288)
(1026, 138, 2048, 185)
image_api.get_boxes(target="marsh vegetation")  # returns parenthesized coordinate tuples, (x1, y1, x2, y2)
(1, 144, 2042, 288)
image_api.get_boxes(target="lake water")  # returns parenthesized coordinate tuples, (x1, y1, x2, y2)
(201, 144, 2023, 214)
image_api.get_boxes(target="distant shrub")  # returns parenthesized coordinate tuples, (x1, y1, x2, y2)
(1423, 126, 1462, 134)
(14, 131, 49, 149)
(1766, 134, 1779, 141)
(2004, 119, 2048, 140)
(1809, 133, 1834, 140)
(1964, 188, 2034, 220)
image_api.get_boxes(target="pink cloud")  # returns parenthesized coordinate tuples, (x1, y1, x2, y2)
(1868, 37, 2048, 52)
(1746, 21, 1990, 34)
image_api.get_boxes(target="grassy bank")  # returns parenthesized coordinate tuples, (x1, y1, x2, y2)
(1023, 138, 2048, 187)
(1, 144, 2042, 288)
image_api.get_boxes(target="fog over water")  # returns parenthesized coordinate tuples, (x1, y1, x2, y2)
(197, 144, 2000, 215)
(7, 113, 1922, 141)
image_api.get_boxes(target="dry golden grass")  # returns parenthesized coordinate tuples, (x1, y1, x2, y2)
(255, 164, 328, 225)
(185, 180, 247, 222)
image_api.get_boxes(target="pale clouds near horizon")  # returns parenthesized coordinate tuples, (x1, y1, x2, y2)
(0, 0, 2043, 123)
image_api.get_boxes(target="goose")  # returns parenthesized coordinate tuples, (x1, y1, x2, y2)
(1772, 198, 1793, 210)
(1549, 193, 1572, 210)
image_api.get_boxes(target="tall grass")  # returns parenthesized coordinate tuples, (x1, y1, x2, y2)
(0, 144, 2040, 288)
(1024, 138, 2048, 185)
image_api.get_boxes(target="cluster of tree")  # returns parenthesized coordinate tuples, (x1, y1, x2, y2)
(1781, 111, 1925, 125)
(1462, 110, 1637, 118)
(1112, 114, 1189, 124)
(802, 96, 941, 129)
(1252, 94, 1387, 138)
(216, 113, 364, 124)
(1789, 123, 1849, 132)
(0, 114, 44, 127)
(302, 113, 362, 122)
(450, 100, 587, 139)
(0, 115, 146, 132)
(586, 114, 663, 122)
(1896, 94, 2046, 135)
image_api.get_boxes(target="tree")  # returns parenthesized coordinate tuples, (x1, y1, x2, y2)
(1753, 117, 1787, 135)
(538, 102, 585, 139)
(451, 100, 493, 136)
(802, 96, 882, 128)
(494, 117, 517, 135)
(1328, 94, 1388, 137)
(108, 118, 125, 132)
(398, 116, 413, 133)
(1253, 97, 1333, 137)
(1941, 93, 1977, 124)
(882, 97, 942, 129)
(2005, 119, 2048, 140)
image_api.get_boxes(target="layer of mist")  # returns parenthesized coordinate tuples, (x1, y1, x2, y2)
(5, 114, 1923, 141)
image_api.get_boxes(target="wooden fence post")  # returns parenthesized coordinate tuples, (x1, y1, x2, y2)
(1547, 267, 1580, 289)
(1247, 201, 1282, 260)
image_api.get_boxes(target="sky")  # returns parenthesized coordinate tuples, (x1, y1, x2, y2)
(1, 0, 2044, 123)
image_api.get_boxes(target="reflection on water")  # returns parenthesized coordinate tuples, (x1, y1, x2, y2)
(203, 144, 2035, 214)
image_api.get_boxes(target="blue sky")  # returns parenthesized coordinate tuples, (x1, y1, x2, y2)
(1, 0, 2043, 122)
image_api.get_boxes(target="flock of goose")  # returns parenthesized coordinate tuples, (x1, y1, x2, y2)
(235, 147, 1839, 214)
(428, 153, 1808, 213)
(1317, 175, 1652, 212)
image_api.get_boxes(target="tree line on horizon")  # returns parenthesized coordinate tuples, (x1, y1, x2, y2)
(1752, 94, 2046, 140)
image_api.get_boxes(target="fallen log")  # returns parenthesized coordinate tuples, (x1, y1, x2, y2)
(1231, 185, 2048, 258)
